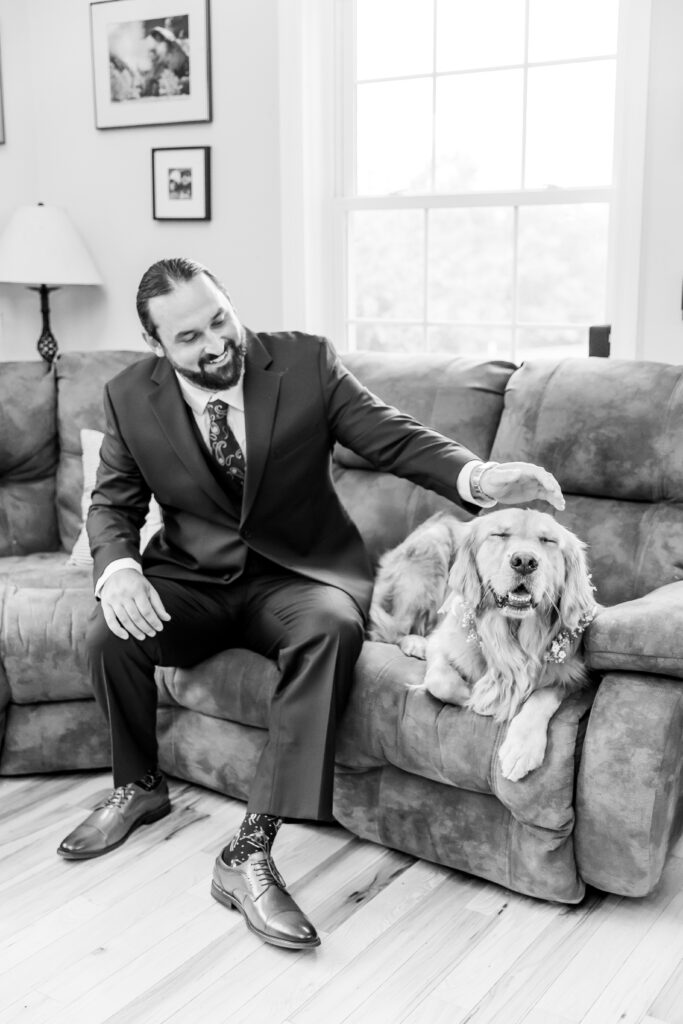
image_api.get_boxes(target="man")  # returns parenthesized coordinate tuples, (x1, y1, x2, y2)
(58, 258, 564, 951)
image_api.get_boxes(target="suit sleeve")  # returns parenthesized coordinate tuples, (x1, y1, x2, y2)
(86, 384, 152, 587)
(318, 339, 480, 509)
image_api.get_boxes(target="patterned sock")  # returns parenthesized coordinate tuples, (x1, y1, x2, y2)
(221, 812, 283, 866)
(135, 768, 163, 791)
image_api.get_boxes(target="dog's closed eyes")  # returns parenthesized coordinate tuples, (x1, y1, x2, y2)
(369, 508, 597, 780)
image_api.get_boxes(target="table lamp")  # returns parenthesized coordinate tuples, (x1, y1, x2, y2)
(0, 202, 103, 362)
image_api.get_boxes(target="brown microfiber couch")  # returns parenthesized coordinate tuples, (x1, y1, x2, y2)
(1, 349, 683, 905)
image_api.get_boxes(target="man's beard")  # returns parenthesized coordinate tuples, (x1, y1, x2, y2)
(170, 337, 246, 390)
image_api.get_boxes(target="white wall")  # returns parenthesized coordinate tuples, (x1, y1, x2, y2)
(0, 0, 283, 361)
(1, 1, 683, 364)
(638, 0, 683, 363)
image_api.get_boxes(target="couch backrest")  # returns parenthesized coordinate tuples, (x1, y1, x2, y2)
(490, 358, 683, 606)
(0, 361, 59, 556)
(333, 353, 516, 563)
(54, 350, 148, 550)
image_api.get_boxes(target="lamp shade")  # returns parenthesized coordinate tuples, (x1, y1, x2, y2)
(0, 203, 102, 287)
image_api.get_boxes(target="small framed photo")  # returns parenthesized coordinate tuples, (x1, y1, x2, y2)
(90, 0, 211, 129)
(152, 146, 211, 220)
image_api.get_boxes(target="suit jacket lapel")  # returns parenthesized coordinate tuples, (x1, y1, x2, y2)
(242, 331, 282, 523)
(149, 357, 238, 515)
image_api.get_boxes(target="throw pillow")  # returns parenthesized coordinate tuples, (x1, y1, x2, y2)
(68, 428, 163, 567)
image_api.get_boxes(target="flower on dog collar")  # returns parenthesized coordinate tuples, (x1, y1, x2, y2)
(544, 607, 597, 663)
(461, 604, 482, 647)
(460, 603, 597, 662)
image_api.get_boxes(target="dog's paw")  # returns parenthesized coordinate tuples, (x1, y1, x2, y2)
(399, 635, 427, 660)
(498, 720, 548, 781)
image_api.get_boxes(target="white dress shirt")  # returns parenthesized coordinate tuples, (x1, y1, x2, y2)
(94, 367, 491, 595)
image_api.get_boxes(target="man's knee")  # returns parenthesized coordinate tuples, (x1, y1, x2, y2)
(306, 595, 364, 655)
(86, 605, 112, 663)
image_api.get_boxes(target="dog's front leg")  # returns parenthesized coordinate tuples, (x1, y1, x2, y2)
(423, 652, 471, 705)
(498, 688, 563, 781)
(398, 635, 428, 659)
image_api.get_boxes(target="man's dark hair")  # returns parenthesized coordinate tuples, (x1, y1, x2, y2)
(136, 257, 231, 342)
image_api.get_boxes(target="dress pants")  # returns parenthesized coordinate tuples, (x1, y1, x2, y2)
(87, 554, 365, 822)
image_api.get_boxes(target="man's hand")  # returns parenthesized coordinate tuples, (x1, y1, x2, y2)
(100, 569, 171, 640)
(481, 462, 565, 511)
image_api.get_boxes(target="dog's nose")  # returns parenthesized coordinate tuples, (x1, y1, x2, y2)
(510, 551, 538, 575)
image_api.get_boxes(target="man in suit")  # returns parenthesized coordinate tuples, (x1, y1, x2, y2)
(58, 257, 564, 950)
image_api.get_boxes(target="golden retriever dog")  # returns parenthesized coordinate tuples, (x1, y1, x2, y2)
(369, 508, 597, 781)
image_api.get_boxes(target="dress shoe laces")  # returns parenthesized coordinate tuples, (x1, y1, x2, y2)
(251, 842, 286, 891)
(100, 784, 136, 810)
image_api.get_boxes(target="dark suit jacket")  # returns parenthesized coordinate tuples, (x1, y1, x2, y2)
(87, 331, 478, 614)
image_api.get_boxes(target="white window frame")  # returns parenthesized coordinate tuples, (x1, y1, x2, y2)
(278, 0, 651, 359)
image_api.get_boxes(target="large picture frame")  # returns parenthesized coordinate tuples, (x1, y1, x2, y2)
(152, 146, 211, 221)
(90, 0, 211, 129)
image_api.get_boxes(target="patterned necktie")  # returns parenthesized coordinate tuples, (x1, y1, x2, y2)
(206, 399, 245, 488)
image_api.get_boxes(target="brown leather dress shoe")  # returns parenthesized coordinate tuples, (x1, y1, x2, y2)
(57, 779, 171, 859)
(211, 846, 320, 950)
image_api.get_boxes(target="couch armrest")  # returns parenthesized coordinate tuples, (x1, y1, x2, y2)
(585, 582, 683, 679)
(575, 672, 683, 896)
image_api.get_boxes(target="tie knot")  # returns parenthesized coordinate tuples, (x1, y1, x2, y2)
(207, 398, 229, 420)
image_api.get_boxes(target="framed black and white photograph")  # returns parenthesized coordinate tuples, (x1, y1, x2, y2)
(90, 0, 211, 129)
(152, 146, 211, 220)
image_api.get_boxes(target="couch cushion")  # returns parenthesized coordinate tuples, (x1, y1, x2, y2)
(157, 651, 279, 729)
(491, 358, 683, 604)
(332, 355, 515, 562)
(0, 362, 59, 556)
(54, 350, 148, 550)
(0, 553, 95, 701)
(336, 353, 515, 470)
(585, 582, 683, 678)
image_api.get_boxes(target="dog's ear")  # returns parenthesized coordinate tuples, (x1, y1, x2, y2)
(447, 522, 482, 608)
(559, 534, 596, 630)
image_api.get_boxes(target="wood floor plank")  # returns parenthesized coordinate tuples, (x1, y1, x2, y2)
(0, 989, 62, 1024)
(413, 889, 561, 1016)
(648, 956, 683, 1024)
(411, 889, 606, 1024)
(579, 861, 683, 1024)
(535, 858, 683, 1022)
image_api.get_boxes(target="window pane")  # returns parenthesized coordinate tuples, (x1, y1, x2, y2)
(528, 0, 618, 63)
(357, 0, 434, 80)
(428, 325, 514, 358)
(436, 0, 525, 71)
(525, 61, 616, 188)
(352, 323, 425, 352)
(357, 79, 433, 194)
(435, 70, 523, 191)
(428, 207, 514, 321)
(517, 204, 608, 324)
(349, 210, 425, 320)
(515, 327, 586, 363)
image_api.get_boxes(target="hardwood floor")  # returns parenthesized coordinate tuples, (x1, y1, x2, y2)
(1, 772, 682, 1024)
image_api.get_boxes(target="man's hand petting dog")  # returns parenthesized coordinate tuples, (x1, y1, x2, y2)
(100, 569, 171, 640)
(481, 462, 565, 511)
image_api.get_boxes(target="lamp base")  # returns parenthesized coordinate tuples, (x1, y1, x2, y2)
(37, 328, 58, 363)
(29, 284, 59, 364)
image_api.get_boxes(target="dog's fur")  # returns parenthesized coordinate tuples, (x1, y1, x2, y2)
(369, 508, 597, 780)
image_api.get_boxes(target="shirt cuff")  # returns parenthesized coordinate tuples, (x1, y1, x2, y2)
(457, 460, 498, 508)
(95, 558, 143, 598)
